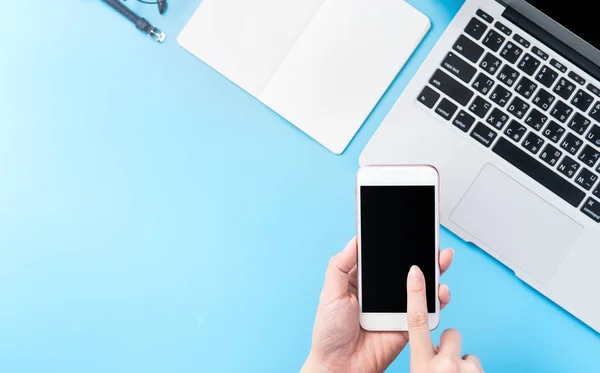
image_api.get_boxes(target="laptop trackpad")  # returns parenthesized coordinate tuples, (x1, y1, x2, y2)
(450, 164, 583, 283)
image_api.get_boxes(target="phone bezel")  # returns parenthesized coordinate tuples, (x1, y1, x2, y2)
(357, 165, 440, 331)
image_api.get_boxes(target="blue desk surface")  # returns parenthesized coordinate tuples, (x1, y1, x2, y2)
(1, 0, 599, 372)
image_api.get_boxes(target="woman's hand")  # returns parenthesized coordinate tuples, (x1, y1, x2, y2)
(301, 238, 454, 373)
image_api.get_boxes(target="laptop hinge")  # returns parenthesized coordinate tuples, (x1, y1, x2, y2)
(503, 7, 600, 83)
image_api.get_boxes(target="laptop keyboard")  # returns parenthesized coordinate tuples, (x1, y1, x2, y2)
(417, 8, 600, 223)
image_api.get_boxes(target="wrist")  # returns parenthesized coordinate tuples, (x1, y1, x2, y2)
(300, 353, 335, 373)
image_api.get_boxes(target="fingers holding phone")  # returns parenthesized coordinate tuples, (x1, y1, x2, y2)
(407, 266, 484, 373)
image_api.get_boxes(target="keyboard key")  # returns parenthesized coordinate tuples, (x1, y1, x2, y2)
(489, 85, 512, 107)
(465, 17, 488, 40)
(587, 83, 600, 98)
(505, 120, 527, 142)
(453, 35, 485, 63)
(581, 170, 599, 191)
(585, 124, 600, 147)
(532, 46, 549, 61)
(497, 65, 519, 87)
(540, 144, 563, 166)
(480, 53, 502, 75)
(493, 137, 586, 207)
(522, 132, 545, 154)
(575, 168, 598, 190)
(507, 96, 530, 119)
(486, 108, 509, 130)
(470, 122, 498, 147)
(517, 53, 541, 76)
(568, 112, 592, 135)
(542, 120, 566, 143)
(550, 101, 573, 123)
(533, 90, 557, 113)
(500, 42, 522, 64)
(418, 86, 440, 108)
(571, 89, 594, 111)
(560, 133, 584, 155)
(594, 184, 600, 197)
(476, 9, 493, 23)
(453, 110, 476, 132)
(515, 77, 538, 99)
(557, 156, 581, 178)
(442, 52, 477, 83)
(533, 89, 555, 111)
(581, 198, 600, 222)
(469, 96, 492, 118)
(549, 58, 567, 73)
(435, 98, 458, 120)
(536, 66, 558, 88)
(589, 102, 600, 122)
(578, 145, 600, 168)
(513, 34, 530, 48)
(553, 78, 576, 100)
(429, 69, 475, 106)
(568, 71, 585, 86)
(471, 73, 494, 95)
(482, 29, 505, 52)
(525, 109, 548, 131)
(494, 21, 512, 35)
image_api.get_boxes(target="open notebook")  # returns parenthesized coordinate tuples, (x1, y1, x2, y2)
(178, 0, 430, 154)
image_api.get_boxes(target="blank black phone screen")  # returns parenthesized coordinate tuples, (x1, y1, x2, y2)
(360, 186, 436, 313)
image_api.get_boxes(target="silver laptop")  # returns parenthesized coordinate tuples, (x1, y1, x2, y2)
(360, 0, 600, 332)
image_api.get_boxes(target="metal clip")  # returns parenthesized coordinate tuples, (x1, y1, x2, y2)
(148, 27, 167, 43)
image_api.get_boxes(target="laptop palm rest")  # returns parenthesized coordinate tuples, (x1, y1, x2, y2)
(450, 164, 583, 283)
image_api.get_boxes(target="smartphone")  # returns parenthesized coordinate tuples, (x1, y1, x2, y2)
(357, 165, 440, 331)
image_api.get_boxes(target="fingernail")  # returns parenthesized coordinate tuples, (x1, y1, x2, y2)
(408, 265, 423, 281)
(450, 248, 455, 258)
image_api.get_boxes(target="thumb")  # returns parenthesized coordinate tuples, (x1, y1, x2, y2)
(320, 238, 357, 304)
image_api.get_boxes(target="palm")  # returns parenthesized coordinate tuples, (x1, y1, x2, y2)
(306, 239, 453, 373)
(312, 272, 408, 372)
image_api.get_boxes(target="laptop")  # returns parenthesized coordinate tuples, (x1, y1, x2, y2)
(360, 0, 600, 332)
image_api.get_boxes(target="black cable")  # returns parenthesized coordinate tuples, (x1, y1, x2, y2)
(101, 0, 166, 42)
(104, 0, 139, 23)
(124, 0, 167, 14)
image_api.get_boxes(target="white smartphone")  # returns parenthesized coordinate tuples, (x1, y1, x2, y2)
(357, 165, 440, 331)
